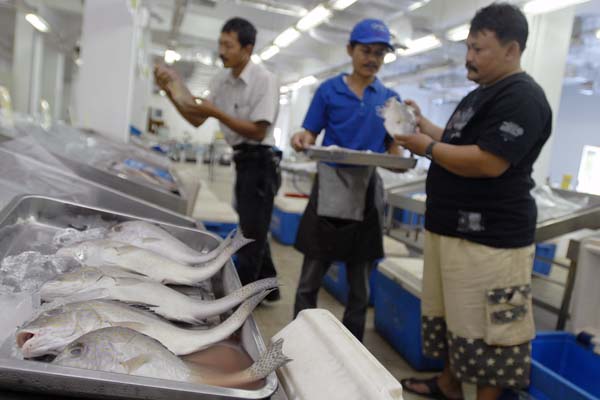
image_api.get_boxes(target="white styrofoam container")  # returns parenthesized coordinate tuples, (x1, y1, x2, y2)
(274, 195, 308, 214)
(378, 257, 424, 298)
(383, 236, 409, 257)
(272, 309, 403, 400)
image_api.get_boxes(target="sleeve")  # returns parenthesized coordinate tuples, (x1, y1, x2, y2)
(248, 73, 279, 124)
(302, 84, 328, 135)
(476, 89, 549, 165)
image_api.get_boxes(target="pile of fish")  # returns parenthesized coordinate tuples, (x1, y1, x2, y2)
(14, 220, 290, 388)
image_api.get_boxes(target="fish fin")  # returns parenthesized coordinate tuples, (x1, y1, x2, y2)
(112, 321, 148, 331)
(121, 354, 153, 373)
(142, 237, 162, 244)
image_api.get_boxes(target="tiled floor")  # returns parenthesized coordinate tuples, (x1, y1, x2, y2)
(176, 162, 438, 399)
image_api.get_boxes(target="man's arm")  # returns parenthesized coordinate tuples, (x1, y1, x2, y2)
(394, 133, 510, 178)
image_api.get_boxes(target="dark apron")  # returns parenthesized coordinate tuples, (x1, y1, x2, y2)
(294, 164, 385, 262)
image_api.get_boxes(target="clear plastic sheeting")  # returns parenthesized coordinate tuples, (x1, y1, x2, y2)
(533, 185, 589, 223)
(377, 167, 427, 190)
(0, 148, 92, 210)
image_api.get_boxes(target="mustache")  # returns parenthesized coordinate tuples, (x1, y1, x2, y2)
(220, 55, 227, 62)
(364, 63, 378, 69)
(466, 63, 478, 72)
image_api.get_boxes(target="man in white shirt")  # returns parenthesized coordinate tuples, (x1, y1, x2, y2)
(155, 17, 281, 300)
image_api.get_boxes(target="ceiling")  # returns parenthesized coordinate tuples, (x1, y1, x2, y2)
(0, 0, 599, 96)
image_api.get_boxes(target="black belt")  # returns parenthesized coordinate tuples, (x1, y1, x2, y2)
(232, 143, 282, 163)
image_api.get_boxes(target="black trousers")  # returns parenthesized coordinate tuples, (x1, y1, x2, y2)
(233, 146, 281, 286)
(293, 257, 371, 341)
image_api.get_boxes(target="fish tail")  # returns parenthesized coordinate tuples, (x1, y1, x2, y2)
(230, 228, 254, 251)
(191, 338, 291, 387)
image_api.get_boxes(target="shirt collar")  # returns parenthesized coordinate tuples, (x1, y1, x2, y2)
(333, 73, 385, 95)
(226, 60, 254, 84)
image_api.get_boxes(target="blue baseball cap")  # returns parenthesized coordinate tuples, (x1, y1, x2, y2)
(350, 19, 394, 50)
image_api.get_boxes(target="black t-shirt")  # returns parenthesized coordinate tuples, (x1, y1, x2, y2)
(425, 72, 552, 248)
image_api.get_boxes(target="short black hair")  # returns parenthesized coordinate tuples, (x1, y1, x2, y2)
(470, 3, 528, 52)
(221, 17, 257, 48)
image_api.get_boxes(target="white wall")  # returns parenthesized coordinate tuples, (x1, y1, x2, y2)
(0, 58, 10, 90)
(549, 86, 600, 187)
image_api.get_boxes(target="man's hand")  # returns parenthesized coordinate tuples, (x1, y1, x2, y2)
(394, 132, 433, 156)
(154, 64, 193, 105)
(291, 131, 316, 151)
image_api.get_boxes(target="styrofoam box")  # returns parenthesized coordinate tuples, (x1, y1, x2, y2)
(378, 257, 424, 297)
(273, 309, 403, 400)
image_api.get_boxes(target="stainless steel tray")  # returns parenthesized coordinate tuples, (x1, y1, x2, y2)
(0, 147, 199, 228)
(305, 146, 417, 170)
(0, 196, 277, 399)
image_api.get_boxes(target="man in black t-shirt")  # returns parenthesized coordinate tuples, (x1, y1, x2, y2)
(395, 4, 552, 400)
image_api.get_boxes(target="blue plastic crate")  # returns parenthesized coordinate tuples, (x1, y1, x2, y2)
(373, 269, 444, 371)
(202, 221, 237, 239)
(270, 205, 302, 245)
(533, 243, 557, 276)
(322, 262, 378, 306)
(530, 332, 600, 400)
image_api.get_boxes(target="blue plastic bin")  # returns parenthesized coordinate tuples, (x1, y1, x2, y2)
(529, 332, 600, 400)
(270, 205, 302, 245)
(202, 221, 237, 239)
(373, 267, 444, 371)
(322, 262, 378, 306)
(533, 243, 557, 276)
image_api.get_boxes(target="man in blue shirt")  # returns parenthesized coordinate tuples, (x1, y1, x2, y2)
(290, 19, 401, 341)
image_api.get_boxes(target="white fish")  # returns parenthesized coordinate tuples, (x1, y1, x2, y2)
(52, 326, 290, 387)
(55, 229, 253, 285)
(16, 292, 269, 358)
(40, 266, 278, 324)
(106, 221, 234, 265)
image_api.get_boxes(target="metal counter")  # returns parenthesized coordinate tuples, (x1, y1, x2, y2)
(0, 196, 277, 399)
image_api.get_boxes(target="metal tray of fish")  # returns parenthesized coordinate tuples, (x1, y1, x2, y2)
(0, 195, 278, 399)
(305, 145, 417, 170)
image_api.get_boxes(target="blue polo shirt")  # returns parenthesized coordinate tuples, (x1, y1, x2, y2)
(302, 73, 400, 153)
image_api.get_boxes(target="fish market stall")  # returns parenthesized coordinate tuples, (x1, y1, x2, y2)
(5, 116, 197, 215)
(0, 196, 281, 399)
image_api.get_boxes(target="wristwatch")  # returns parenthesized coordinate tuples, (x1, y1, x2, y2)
(424, 140, 437, 161)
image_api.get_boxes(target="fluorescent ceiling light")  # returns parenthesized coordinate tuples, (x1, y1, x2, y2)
(290, 75, 318, 90)
(25, 13, 49, 33)
(397, 34, 441, 56)
(331, 0, 358, 11)
(260, 45, 280, 61)
(407, 0, 430, 11)
(384, 52, 397, 64)
(523, 0, 590, 15)
(280, 85, 291, 94)
(446, 23, 470, 42)
(274, 27, 301, 48)
(580, 89, 594, 96)
(164, 49, 181, 64)
(251, 54, 262, 64)
(296, 5, 332, 32)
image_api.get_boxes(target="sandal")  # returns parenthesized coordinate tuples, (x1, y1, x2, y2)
(400, 377, 464, 400)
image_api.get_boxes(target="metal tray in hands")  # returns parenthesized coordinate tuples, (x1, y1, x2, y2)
(305, 145, 417, 170)
(0, 195, 277, 399)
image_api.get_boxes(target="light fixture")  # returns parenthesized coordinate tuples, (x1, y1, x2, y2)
(384, 52, 397, 64)
(296, 5, 332, 32)
(260, 45, 280, 61)
(523, 0, 590, 15)
(290, 75, 318, 90)
(596, 29, 600, 40)
(164, 49, 181, 64)
(251, 54, 262, 64)
(280, 85, 291, 94)
(330, 0, 358, 11)
(25, 13, 49, 33)
(446, 24, 470, 42)
(407, 0, 430, 12)
(580, 89, 594, 96)
(397, 34, 441, 56)
(274, 27, 301, 48)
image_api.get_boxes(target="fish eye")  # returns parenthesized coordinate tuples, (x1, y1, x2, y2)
(70, 344, 84, 356)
